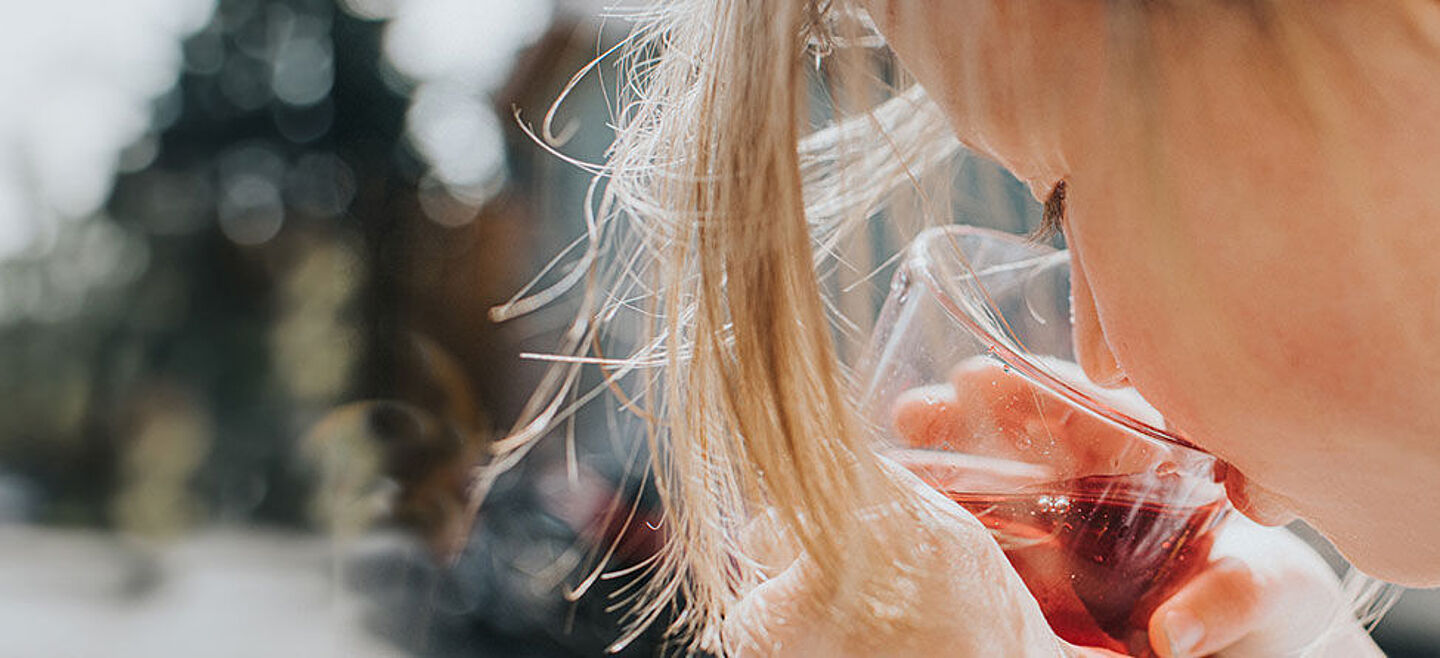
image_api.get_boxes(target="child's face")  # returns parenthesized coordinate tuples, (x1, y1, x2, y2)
(867, 0, 1440, 584)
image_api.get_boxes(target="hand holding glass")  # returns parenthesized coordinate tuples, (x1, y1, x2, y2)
(859, 226, 1230, 656)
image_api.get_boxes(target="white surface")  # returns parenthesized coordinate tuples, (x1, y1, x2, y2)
(0, 527, 407, 658)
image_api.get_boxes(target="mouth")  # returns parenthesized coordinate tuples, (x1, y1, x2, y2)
(1218, 461, 1298, 527)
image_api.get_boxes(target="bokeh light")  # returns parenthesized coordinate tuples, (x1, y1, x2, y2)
(0, 0, 213, 257)
(384, 0, 555, 217)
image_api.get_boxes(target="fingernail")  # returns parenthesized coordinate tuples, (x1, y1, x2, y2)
(1163, 610, 1204, 658)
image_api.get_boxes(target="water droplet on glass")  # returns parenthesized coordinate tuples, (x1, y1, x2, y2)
(1036, 494, 1070, 514)
(1155, 461, 1178, 477)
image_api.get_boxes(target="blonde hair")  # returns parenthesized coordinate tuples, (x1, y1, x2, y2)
(480, 1, 968, 653)
(485, 0, 1411, 654)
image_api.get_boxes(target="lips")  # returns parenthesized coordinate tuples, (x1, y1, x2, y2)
(1218, 461, 1298, 527)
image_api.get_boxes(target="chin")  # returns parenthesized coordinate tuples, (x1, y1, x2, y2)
(1327, 527, 1440, 588)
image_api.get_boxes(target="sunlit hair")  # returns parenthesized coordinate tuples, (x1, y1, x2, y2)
(487, 0, 1402, 654)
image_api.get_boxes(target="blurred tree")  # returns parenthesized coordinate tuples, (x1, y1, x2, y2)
(0, 0, 414, 527)
(0, 1, 665, 655)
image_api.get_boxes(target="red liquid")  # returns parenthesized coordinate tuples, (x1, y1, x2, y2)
(939, 473, 1227, 656)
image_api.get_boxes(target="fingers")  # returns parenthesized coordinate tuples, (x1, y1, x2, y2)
(893, 383, 963, 449)
(892, 358, 1160, 477)
(893, 357, 1063, 453)
(1149, 521, 1385, 658)
(1148, 557, 1264, 658)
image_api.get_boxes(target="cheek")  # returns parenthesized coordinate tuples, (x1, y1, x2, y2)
(1084, 264, 1271, 461)
(1065, 198, 1440, 583)
(864, 0, 1104, 183)
(1062, 195, 1331, 509)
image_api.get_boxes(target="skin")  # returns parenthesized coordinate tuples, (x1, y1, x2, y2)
(728, 465, 1071, 658)
(862, 0, 1440, 584)
(733, 468, 1381, 657)
(885, 363, 1381, 657)
(734, 1, 1440, 656)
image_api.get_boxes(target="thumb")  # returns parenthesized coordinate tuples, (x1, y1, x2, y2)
(1148, 549, 1378, 658)
(1148, 557, 1265, 658)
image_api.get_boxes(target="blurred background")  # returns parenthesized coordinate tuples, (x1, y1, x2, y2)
(0, 1, 1434, 656)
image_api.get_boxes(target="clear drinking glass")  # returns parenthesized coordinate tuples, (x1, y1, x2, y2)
(859, 225, 1231, 657)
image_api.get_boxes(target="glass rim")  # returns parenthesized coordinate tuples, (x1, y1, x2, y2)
(905, 224, 1212, 456)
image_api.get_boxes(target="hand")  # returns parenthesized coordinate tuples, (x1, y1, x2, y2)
(723, 477, 1383, 658)
(1147, 519, 1384, 658)
(891, 357, 1168, 481)
(724, 460, 1073, 658)
(890, 359, 1387, 657)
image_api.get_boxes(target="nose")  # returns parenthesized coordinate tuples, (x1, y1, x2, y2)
(1070, 248, 1129, 388)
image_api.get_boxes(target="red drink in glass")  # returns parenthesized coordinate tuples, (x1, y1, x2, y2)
(862, 227, 1234, 656)
(909, 458, 1228, 656)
